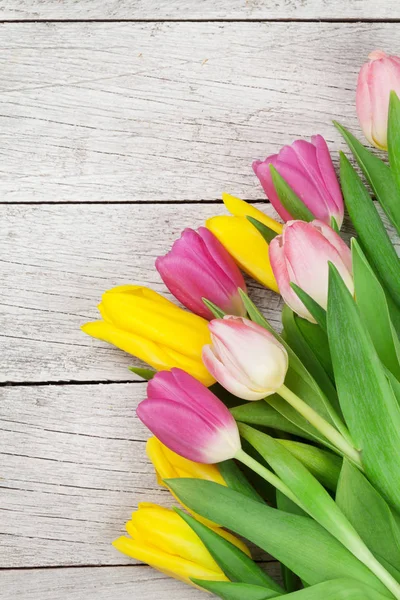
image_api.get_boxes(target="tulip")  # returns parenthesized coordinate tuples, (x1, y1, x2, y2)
(81, 285, 214, 386)
(357, 50, 400, 150)
(269, 220, 353, 323)
(137, 368, 241, 463)
(146, 436, 229, 529)
(253, 136, 344, 227)
(206, 194, 282, 292)
(156, 227, 247, 320)
(202, 316, 288, 401)
(113, 503, 231, 587)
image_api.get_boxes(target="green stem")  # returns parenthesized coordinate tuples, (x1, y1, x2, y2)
(235, 448, 302, 508)
(277, 385, 362, 468)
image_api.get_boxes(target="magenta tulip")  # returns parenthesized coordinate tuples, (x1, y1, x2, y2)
(136, 368, 241, 463)
(356, 50, 400, 150)
(202, 316, 288, 401)
(269, 220, 353, 323)
(156, 227, 247, 320)
(253, 136, 344, 227)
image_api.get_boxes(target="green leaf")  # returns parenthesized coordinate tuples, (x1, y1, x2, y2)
(166, 479, 389, 595)
(231, 401, 315, 441)
(282, 305, 336, 405)
(339, 152, 400, 307)
(269, 165, 315, 222)
(290, 283, 327, 331)
(352, 238, 400, 380)
(247, 216, 279, 243)
(336, 460, 400, 574)
(388, 91, 400, 198)
(219, 459, 264, 503)
(192, 580, 281, 600)
(330, 216, 340, 233)
(176, 509, 283, 591)
(203, 298, 226, 318)
(295, 316, 334, 380)
(334, 121, 400, 234)
(239, 290, 349, 445)
(327, 262, 400, 511)
(273, 579, 390, 599)
(277, 439, 341, 492)
(276, 491, 307, 591)
(238, 424, 374, 570)
(128, 366, 156, 380)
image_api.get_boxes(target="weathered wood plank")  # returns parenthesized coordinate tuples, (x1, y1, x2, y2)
(0, 382, 275, 568)
(0, 0, 399, 20)
(0, 203, 284, 383)
(1, 563, 282, 599)
(0, 22, 398, 202)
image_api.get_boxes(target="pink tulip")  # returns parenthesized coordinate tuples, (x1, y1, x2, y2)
(269, 220, 353, 323)
(252, 136, 344, 227)
(156, 227, 247, 320)
(136, 368, 241, 463)
(202, 316, 288, 401)
(356, 50, 400, 150)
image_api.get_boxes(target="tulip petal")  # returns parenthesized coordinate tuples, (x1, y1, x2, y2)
(206, 216, 279, 291)
(222, 193, 283, 234)
(137, 397, 240, 463)
(253, 158, 293, 222)
(312, 135, 344, 224)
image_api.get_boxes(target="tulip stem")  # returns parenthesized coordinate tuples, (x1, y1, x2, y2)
(235, 448, 302, 507)
(277, 385, 362, 468)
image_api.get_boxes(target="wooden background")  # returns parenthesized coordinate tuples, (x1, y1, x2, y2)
(1, 1, 400, 598)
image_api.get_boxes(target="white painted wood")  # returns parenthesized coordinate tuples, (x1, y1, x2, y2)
(0, 22, 398, 202)
(1, 563, 282, 599)
(0, 203, 285, 383)
(0, 382, 275, 569)
(0, 0, 399, 20)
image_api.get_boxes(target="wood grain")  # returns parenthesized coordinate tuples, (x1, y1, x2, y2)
(0, 0, 399, 20)
(0, 382, 274, 568)
(0, 202, 284, 383)
(1, 563, 282, 599)
(0, 22, 398, 202)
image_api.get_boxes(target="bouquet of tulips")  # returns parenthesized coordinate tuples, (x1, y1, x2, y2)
(82, 50, 400, 599)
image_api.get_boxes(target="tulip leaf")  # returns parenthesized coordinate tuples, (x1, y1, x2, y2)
(339, 152, 400, 307)
(192, 580, 281, 600)
(166, 479, 389, 595)
(290, 284, 327, 332)
(276, 490, 307, 592)
(219, 459, 265, 503)
(295, 316, 334, 380)
(334, 121, 400, 234)
(330, 216, 340, 233)
(238, 423, 370, 565)
(231, 401, 316, 442)
(202, 298, 226, 318)
(247, 216, 279, 244)
(176, 509, 283, 592)
(269, 165, 315, 222)
(239, 289, 349, 445)
(128, 366, 156, 380)
(352, 238, 400, 380)
(336, 460, 400, 573)
(327, 262, 400, 512)
(388, 91, 400, 198)
(277, 439, 341, 492)
(282, 305, 336, 404)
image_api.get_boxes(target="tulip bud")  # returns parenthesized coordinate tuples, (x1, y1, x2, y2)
(156, 227, 247, 320)
(137, 368, 241, 463)
(202, 316, 288, 401)
(253, 136, 344, 227)
(81, 285, 214, 386)
(113, 503, 231, 587)
(356, 50, 400, 150)
(269, 220, 353, 323)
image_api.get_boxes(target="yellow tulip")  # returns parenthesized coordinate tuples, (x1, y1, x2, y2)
(113, 503, 233, 588)
(146, 438, 251, 555)
(206, 194, 282, 292)
(81, 285, 214, 386)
